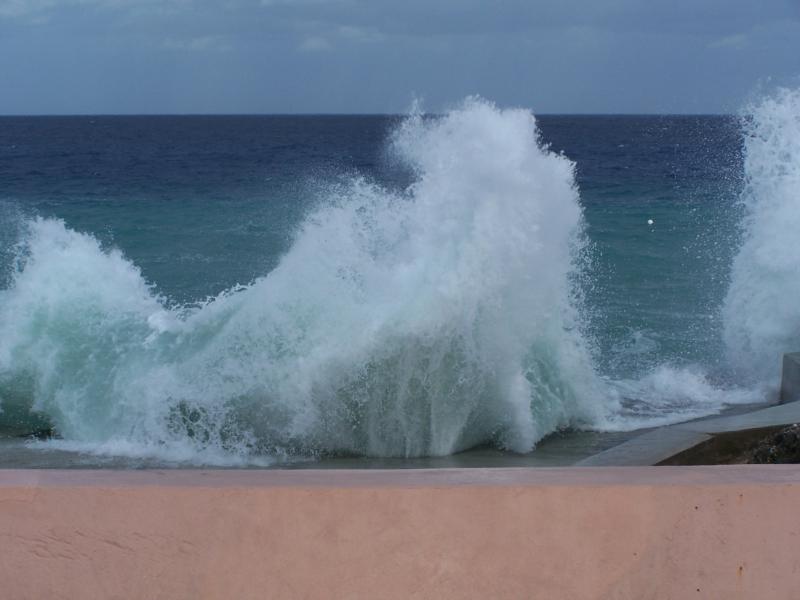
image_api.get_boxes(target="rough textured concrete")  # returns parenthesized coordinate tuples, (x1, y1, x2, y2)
(579, 400, 800, 466)
(2, 467, 800, 599)
(780, 353, 800, 404)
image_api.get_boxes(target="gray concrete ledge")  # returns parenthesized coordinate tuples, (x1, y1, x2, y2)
(4, 464, 800, 488)
(578, 399, 800, 466)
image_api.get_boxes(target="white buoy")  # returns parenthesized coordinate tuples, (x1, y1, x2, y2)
(647, 219, 654, 225)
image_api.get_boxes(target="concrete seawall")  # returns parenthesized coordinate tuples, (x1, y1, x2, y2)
(781, 352, 800, 404)
(3, 467, 800, 599)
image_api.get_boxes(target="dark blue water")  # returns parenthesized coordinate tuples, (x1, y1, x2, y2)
(1, 116, 406, 300)
(0, 114, 744, 372)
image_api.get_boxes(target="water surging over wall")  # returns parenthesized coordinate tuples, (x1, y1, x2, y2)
(0, 99, 611, 463)
(724, 88, 800, 383)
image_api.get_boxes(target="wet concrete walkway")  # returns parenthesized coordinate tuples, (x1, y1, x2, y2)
(579, 399, 800, 466)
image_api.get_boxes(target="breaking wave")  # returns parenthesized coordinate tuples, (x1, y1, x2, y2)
(0, 99, 614, 462)
(723, 87, 800, 383)
(3, 87, 797, 465)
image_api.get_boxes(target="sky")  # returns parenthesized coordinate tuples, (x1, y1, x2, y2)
(1, 0, 799, 114)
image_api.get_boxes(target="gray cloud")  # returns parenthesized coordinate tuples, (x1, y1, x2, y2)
(0, 0, 798, 114)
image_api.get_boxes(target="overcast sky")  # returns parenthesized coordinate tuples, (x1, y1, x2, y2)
(1, 0, 799, 114)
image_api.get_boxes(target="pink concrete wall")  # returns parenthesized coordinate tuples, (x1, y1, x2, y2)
(2, 466, 800, 599)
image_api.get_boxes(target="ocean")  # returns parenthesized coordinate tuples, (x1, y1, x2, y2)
(1, 90, 798, 467)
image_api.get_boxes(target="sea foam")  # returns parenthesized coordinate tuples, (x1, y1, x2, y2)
(0, 99, 613, 462)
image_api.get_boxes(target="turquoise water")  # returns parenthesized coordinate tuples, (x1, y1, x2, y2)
(0, 91, 798, 466)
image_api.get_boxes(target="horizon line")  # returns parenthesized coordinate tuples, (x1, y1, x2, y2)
(0, 112, 736, 118)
